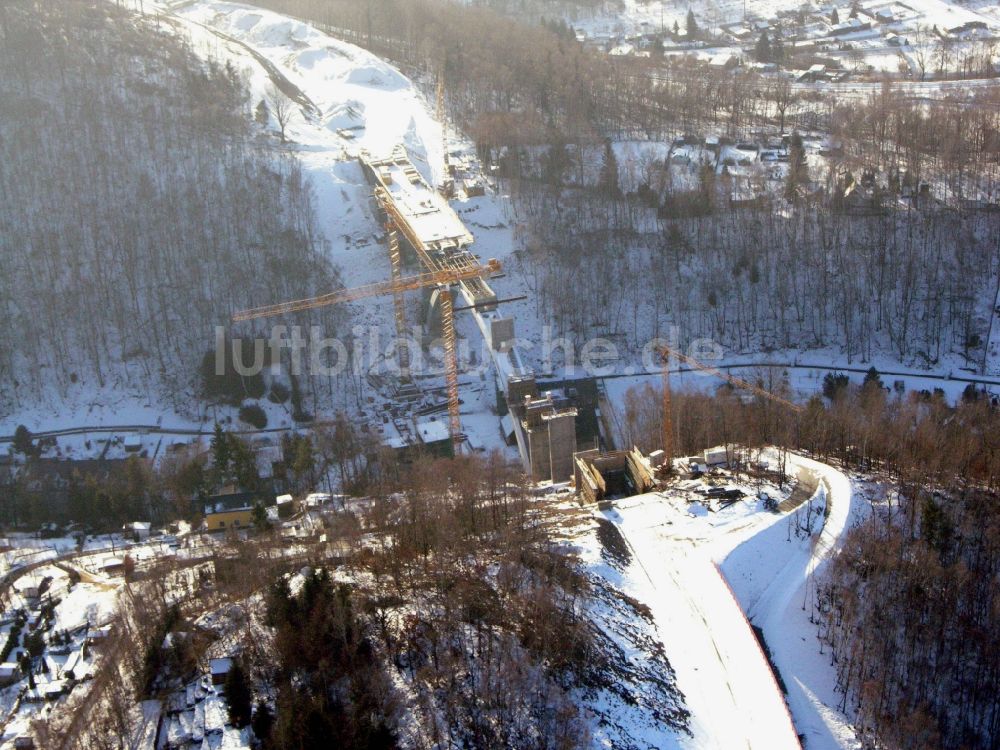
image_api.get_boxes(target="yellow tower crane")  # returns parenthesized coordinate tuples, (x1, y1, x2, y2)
(657, 345, 803, 474)
(233, 258, 502, 452)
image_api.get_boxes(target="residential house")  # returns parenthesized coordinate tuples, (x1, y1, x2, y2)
(275, 494, 295, 519)
(100, 558, 127, 577)
(124, 521, 151, 541)
(0, 662, 22, 686)
(203, 487, 272, 532)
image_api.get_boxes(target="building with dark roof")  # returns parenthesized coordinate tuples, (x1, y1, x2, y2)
(203, 486, 273, 532)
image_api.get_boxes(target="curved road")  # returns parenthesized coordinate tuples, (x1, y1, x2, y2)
(605, 451, 861, 748)
(606, 493, 803, 748)
(739, 453, 861, 749)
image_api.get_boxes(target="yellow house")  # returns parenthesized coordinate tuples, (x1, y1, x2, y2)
(204, 508, 254, 532)
(204, 489, 266, 532)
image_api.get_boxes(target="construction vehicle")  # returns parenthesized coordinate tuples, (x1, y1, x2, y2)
(233, 244, 501, 451)
(657, 345, 803, 475)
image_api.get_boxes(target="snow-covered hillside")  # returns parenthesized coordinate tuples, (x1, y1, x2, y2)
(165, 0, 448, 287)
(0, 0, 335, 436)
(7, 0, 999, 449)
(162, 0, 528, 452)
(2, 0, 524, 456)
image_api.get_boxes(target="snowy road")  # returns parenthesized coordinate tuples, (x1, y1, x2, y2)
(734, 453, 863, 750)
(605, 451, 863, 749)
(606, 495, 802, 749)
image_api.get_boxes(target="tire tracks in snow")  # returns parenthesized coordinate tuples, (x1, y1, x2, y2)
(160, 7, 321, 118)
(605, 499, 801, 750)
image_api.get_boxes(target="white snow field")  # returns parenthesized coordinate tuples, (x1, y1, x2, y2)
(151, 0, 460, 315)
(168, 1, 447, 185)
(161, 0, 521, 287)
(598, 451, 863, 749)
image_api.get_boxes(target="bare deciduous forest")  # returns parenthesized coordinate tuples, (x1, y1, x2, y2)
(4, 1, 1000, 748)
(0, 0, 338, 410)
(517, 190, 999, 365)
(819, 482, 1000, 750)
(260, 0, 1000, 369)
(53, 451, 685, 750)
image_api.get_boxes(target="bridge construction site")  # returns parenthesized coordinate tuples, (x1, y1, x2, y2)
(235, 144, 578, 481)
(359, 146, 580, 481)
(235, 144, 812, 492)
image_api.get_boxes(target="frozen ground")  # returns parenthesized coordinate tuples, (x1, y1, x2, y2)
(587, 450, 863, 748)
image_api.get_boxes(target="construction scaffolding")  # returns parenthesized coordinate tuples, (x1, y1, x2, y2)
(359, 146, 581, 478)
(360, 147, 497, 312)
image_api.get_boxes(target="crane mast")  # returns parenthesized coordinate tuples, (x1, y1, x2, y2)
(233, 257, 501, 452)
(660, 349, 673, 474)
(436, 74, 454, 198)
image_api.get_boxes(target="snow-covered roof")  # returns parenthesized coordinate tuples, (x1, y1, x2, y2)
(0, 662, 21, 676)
(379, 419, 409, 449)
(88, 625, 112, 639)
(209, 657, 233, 676)
(500, 413, 515, 438)
(204, 490, 262, 515)
(709, 53, 737, 67)
(203, 692, 228, 733)
(62, 650, 83, 677)
(415, 417, 450, 445)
